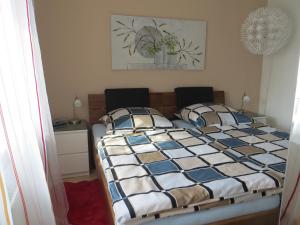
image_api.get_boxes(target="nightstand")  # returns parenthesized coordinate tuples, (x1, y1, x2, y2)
(54, 121, 89, 178)
(242, 111, 268, 124)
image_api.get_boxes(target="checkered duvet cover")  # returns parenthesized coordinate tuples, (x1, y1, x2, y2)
(97, 122, 288, 225)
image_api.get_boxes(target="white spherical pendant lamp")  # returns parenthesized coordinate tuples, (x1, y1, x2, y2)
(241, 7, 291, 55)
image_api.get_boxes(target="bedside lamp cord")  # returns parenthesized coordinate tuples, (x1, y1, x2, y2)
(280, 171, 300, 221)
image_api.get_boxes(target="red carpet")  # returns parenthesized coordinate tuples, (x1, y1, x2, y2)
(65, 180, 109, 225)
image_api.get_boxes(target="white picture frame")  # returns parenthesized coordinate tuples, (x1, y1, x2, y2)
(111, 15, 207, 70)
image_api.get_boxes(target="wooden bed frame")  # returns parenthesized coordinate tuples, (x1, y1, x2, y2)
(88, 91, 225, 124)
(88, 91, 280, 225)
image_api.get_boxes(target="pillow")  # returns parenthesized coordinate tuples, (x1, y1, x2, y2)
(176, 104, 252, 127)
(100, 107, 174, 134)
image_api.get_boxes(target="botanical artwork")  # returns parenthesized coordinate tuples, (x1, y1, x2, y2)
(111, 15, 207, 70)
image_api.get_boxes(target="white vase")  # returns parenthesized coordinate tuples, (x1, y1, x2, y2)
(166, 54, 177, 65)
(154, 50, 164, 65)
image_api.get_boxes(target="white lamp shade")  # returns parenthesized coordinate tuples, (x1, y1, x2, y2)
(241, 7, 291, 55)
(243, 95, 251, 104)
(73, 97, 82, 108)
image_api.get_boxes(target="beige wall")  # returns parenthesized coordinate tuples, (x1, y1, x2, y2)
(35, 0, 266, 120)
(259, 0, 300, 131)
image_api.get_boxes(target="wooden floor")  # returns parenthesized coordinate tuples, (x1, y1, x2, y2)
(63, 169, 98, 182)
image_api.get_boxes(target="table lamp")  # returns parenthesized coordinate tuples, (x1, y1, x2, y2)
(241, 93, 251, 112)
(70, 96, 82, 125)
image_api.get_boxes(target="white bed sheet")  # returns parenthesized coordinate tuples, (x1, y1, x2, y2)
(92, 123, 107, 147)
(91, 123, 280, 225)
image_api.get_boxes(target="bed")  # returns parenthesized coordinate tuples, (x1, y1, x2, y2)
(88, 88, 286, 225)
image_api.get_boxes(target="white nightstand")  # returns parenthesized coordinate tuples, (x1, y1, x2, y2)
(54, 121, 89, 178)
(242, 112, 268, 124)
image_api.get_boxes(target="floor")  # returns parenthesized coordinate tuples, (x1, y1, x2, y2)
(63, 169, 98, 182)
(64, 170, 109, 225)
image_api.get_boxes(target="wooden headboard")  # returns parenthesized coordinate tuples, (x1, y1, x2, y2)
(88, 91, 225, 124)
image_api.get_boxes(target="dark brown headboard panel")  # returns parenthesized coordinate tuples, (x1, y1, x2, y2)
(88, 91, 225, 124)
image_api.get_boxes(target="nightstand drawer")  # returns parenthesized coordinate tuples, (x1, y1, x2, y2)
(55, 131, 88, 154)
(58, 153, 89, 177)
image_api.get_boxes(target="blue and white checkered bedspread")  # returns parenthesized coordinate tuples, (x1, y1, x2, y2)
(97, 122, 288, 225)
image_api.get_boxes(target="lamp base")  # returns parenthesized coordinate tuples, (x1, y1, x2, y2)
(69, 119, 81, 125)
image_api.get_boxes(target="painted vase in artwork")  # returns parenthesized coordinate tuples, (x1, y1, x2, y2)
(166, 53, 177, 65)
(154, 49, 164, 65)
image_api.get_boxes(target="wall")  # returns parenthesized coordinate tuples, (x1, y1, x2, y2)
(281, 68, 300, 224)
(34, 0, 266, 120)
(259, 0, 300, 131)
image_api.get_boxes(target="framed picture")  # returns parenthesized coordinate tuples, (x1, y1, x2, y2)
(111, 15, 207, 70)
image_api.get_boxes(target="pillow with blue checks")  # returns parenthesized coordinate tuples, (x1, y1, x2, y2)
(100, 107, 174, 134)
(176, 104, 252, 128)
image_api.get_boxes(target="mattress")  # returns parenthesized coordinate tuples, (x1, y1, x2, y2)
(140, 195, 280, 225)
(93, 123, 287, 225)
(92, 123, 107, 146)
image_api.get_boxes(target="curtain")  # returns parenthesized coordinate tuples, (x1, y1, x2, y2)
(0, 0, 69, 224)
(280, 57, 300, 225)
(0, 173, 13, 225)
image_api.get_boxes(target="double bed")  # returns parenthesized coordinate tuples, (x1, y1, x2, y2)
(88, 88, 287, 225)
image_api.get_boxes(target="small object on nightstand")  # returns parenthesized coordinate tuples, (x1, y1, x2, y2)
(71, 96, 82, 125)
(53, 119, 68, 129)
(54, 120, 89, 178)
(241, 111, 268, 124)
(240, 93, 251, 112)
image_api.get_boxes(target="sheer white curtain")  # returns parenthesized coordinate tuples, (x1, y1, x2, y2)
(280, 57, 300, 225)
(0, 0, 69, 224)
